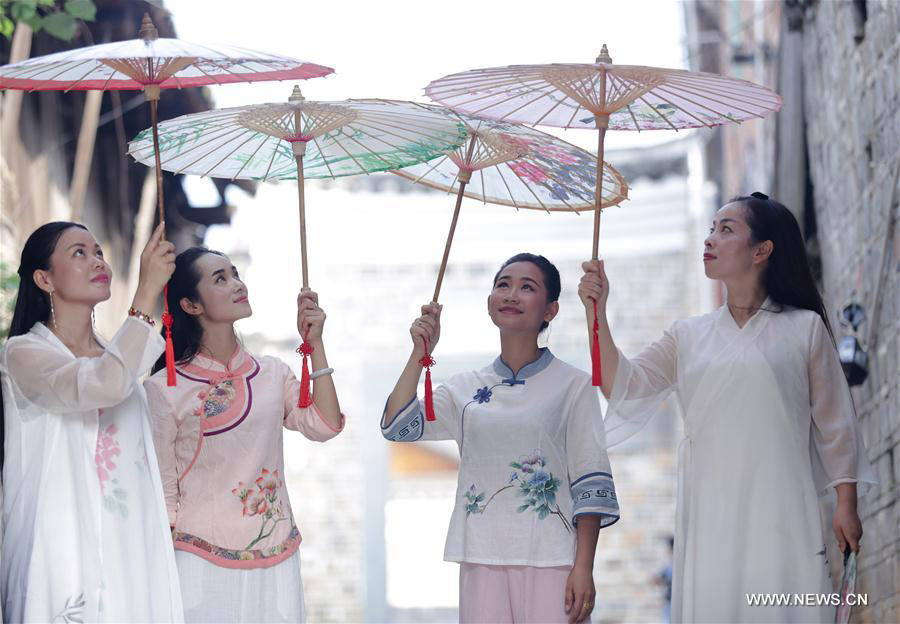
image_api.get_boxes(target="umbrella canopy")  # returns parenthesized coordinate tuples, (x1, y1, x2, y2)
(0, 13, 332, 388)
(386, 106, 629, 421)
(424, 45, 781, 132)
(128, 89, 467, 181)
(129, 87, 466, 408)
(0, 14, 332, 93)
(425, 45, 782, 387)
(393, 105, 628, 212)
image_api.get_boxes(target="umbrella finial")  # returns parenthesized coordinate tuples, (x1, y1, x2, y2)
(596, 44, 612, 64)
(289, 85, 305, 103)
(139, 13, 159, 42)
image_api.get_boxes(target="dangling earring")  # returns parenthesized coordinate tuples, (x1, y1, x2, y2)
(91, 308, 96, 329)
(49, 290, 57, 329)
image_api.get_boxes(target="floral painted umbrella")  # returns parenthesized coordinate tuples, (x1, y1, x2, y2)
(129, 87, 467, 406)
(425, 45, 782, 385)
(389, 104, 628, 420)
(0, 13, 333, 386)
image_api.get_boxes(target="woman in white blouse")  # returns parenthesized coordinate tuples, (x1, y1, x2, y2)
(580, 193, 876, 623)
(0, 221, 182, 622)
(384, 253, 619, 624)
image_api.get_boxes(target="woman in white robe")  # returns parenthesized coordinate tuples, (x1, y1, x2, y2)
(580, 193, 875, 623)
(0, 221, 183, 622)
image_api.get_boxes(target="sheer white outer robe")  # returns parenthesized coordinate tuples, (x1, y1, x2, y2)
(0, 318, 183, 623)
(604, 302, 876, 623)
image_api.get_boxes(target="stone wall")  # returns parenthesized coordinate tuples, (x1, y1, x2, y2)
(799, 1, 899, 622)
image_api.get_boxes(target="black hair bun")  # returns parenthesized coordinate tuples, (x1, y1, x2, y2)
(750, 191, 769, 200)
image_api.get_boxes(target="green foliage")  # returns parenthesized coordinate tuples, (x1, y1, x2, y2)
(0, 0, 95, 41)
(0, 261, 19, 340)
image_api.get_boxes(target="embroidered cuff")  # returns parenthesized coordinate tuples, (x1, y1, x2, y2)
(381, 396, 424, 442)
(571, 471, 620, 527)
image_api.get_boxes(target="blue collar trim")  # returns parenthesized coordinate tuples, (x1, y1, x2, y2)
(492, 348, 554, 384)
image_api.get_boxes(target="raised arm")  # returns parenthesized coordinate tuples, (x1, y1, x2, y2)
(1, 221, 175, 415)
(384, 302, 441, 427)
(284, 290, 344, 440)
(579, 260, 619, 399)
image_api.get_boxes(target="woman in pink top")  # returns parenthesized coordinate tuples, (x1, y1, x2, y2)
(144, 246, 344, 623)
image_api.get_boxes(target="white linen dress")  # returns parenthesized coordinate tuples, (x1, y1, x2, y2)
(604, 301, 876, 623)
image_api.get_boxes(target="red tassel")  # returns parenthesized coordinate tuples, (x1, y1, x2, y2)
(591, 301, 603, 387)
(296, 341, 314, 408)
(420, 338, 436, 421)
(162, 287, 176, 387)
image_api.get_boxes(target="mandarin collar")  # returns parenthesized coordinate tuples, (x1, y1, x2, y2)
(492, 347, 554, 383)
(187, 344, 248, 375)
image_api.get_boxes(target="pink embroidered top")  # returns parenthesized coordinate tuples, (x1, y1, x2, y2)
(143, 346, 344, 569)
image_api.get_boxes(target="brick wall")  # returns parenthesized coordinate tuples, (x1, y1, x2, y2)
(799, 1, 899, 621)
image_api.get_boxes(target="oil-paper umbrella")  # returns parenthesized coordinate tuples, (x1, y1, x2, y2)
(425, 45, 782, 385)
(388, 104, 629, 420)
(128, 87, 467, 407)
(0, 13, 333, 385)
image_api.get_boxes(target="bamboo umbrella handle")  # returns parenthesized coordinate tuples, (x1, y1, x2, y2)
(432, 176, 469, 303)
(149, 96, 165, 235)
(432, 136, 478, 303)
(592, 122, 607, 260)
(295, 153, 309, 290)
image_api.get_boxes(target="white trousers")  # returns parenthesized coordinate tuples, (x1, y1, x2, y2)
(175, 550, 305, 623)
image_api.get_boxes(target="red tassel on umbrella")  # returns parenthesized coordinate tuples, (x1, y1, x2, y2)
(162, 285, 176, 387)
(296, 339, 314, 408)
(420, 339, 436, 421)
(591, 301, 602, 387)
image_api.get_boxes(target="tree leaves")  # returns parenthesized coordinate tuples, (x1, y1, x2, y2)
(64, 0, 94, 20)
(41, 11, 75, 40)
(0, 0, 95, 42)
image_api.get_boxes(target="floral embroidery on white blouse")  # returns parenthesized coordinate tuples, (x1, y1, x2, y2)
(464, 450, 573, 533)
(94, 418, 128, 518)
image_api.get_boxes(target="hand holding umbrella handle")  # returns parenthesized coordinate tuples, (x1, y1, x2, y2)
(412, 303, 442, 422)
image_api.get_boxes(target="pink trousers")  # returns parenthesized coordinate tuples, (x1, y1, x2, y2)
(459, 563, 582, 624)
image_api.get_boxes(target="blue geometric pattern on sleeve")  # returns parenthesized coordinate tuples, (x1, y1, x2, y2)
(381, 397, 424, 442)
(571, 471, 620, 527)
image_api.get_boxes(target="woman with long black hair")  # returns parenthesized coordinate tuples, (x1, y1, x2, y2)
(581, 193, 876, 623)
(0, 221, 182, 622)
(144, 247, 344, 623)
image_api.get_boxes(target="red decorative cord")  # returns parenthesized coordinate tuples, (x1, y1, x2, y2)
(591, 301, 602, 386)
(296, 333, 314, 408)
(420, 338, 436, 421)
(163, 285, 176, 387)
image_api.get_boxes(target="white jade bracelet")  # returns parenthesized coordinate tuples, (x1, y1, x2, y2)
(310, 367, 334, 380)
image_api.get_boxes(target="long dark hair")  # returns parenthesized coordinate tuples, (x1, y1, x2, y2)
(2, 221, 88, 469)
(493, 252, 561, 332)
(151, 246, 226, 375)
(733, 192, 834, 341)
